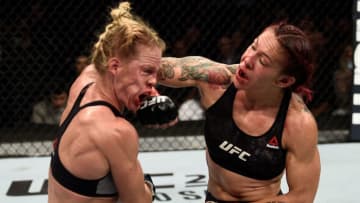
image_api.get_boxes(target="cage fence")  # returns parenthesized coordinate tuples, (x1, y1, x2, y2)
(0, 0, 354, 157)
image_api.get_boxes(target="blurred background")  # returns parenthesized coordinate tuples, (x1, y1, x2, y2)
(0, 0, 356, 156)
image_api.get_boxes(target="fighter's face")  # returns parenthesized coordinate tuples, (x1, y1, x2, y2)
(234, 28, 289, 90)
(113, 44, 162, 112)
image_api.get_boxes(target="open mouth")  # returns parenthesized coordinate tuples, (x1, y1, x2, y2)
(238, 69, 248, 80)
(138, 93, 150, 103)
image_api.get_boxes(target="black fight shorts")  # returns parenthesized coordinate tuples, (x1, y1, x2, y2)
(205, 191, 248, 203)
(205, 190, 283, 203)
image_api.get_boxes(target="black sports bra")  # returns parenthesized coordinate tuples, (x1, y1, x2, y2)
(50, 83, 122, 197)
(204, 83, 290, 180)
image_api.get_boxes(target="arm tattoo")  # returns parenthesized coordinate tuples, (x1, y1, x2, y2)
(179, 57, 232, 84)
(225, 64, 238, 74)
(158, 57, 202, 81)
(178, 63, 211, 81)
(295, 95, 310, 112)
(179, 64, 231, 85)
(158, 60, 175, 81)
(160, 56, 233, 85)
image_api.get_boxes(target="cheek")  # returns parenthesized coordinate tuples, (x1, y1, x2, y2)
(122, 77, 144, 95)
(126, 86, 141, 97)
(255, 68, 277, 83)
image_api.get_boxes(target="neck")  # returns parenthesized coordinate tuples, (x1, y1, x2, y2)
(95, 74, 124, 113)
(241, 87, 284, 110)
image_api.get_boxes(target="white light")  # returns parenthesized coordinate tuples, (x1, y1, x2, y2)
(353, 113, 360, 124)
(354, 93, 360, 105)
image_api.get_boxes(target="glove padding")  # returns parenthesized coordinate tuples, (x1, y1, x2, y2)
(144, 174, 156, 201)
(136, 96, 178, 125)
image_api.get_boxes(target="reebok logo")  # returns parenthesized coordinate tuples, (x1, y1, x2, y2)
(219, 140, 251, 161)
(266, 136, 279, 149)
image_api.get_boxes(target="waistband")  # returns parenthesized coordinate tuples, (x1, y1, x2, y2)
(205, 190, 283, 203)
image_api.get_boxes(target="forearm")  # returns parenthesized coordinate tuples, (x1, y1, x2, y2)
(158, 56, 204, 87)
(159, 56, 235, 87)
(117, 172, 153, 203)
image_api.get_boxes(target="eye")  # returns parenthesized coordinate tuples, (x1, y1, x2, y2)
(259, 56, 270, 66)
(250, 44, 256, 51)
(259, 58, 266, 66)
(143, 67, 155, 75)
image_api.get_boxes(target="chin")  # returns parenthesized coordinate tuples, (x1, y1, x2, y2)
(233, 79, 244, 89)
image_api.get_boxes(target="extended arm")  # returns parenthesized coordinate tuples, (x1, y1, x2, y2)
(158, 56, 237, 88)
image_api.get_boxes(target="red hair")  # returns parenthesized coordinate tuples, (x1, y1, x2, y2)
(269, 22, 315, 103)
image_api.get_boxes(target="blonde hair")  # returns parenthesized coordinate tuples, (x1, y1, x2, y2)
(91, 2, 166, 74)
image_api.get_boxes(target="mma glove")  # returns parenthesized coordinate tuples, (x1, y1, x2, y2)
(144, 174, 156, 201)
(136, 95, 178, 125)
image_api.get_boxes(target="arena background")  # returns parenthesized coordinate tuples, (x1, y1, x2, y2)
(0, 0, 356, 152)
(0, 0, 359, 202)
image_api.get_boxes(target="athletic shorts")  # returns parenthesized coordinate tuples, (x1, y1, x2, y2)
(205, 190, 282, 203)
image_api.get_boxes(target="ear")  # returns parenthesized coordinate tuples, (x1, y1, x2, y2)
(107, 57, 121, 74)
(274, 75, 296, 88)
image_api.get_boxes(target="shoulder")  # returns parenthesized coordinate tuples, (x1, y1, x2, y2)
(81, 108, 139, 156)
(283, 93, 318, 150)
(101, 117, 140, 163)
(82, 107, 138, 141)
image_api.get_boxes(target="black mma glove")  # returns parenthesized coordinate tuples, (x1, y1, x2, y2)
(144, 174, 156, 201)
(136, 95, 178, 125)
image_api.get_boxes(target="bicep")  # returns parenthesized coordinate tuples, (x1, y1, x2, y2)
(286, 146, 320, 195)
(284, 118, 321, 202)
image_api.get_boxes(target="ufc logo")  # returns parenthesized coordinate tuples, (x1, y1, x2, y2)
(219, 141, 251, 161)
(140, 96, 167, 109)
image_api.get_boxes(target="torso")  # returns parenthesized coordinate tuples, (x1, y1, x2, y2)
(202, 83, 291, 201)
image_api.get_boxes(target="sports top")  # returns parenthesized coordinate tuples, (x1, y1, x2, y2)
(51, 83, 121, 197)
(204, 83, 290, 180)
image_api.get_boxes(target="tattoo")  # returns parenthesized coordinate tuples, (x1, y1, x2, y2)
(158, 60, 175, 81)
(225, 64, 238, 74)
(181, 57, 233, 85)
(294, 94, 310, 112)
(160, 56, 233, 86)
(178, 63, 209, 81)
(303, 104, 310, 112)
(181, 65, 232, 85)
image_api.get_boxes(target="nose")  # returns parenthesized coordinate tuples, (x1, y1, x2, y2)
(242, 49, 255, 70)
(147, 77, 157, 87)
(243, 58, 253, 70)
